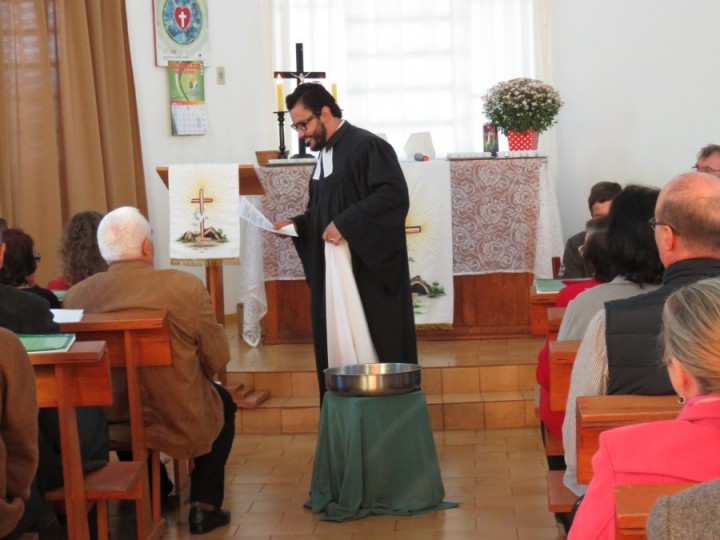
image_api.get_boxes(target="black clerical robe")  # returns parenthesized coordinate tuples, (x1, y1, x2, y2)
(292, 122, 418, 396)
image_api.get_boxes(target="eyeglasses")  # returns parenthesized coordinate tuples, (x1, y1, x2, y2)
(692, 165, 720, 175)
(290, 112, 319, 132)
(648, 217, 679, 234)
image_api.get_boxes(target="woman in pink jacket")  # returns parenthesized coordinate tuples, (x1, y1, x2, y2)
(569, 277, 720, 539)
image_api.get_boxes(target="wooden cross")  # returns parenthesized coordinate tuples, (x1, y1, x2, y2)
(273, 43, 326, 86)
(273, 43, 326, 157)
(191, 188, 214, 238)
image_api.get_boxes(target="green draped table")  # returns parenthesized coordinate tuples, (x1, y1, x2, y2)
(306, 390, 458, 521)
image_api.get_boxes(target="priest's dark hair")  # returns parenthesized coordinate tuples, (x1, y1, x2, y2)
(286, 83, 342, 118)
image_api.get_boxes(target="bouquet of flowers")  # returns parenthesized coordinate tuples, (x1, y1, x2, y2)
(482, 77, 564, 134)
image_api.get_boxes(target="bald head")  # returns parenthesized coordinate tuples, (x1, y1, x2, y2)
(655, 172, 720, 264)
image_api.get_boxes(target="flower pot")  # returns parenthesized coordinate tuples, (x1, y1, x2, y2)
(507, 130, 539, 151)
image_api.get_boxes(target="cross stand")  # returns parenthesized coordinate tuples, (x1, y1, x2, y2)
(274, 111, 289, 159)
(274, 42, 326, 158)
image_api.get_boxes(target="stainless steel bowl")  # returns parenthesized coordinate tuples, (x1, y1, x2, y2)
(324, 363, 421, 397)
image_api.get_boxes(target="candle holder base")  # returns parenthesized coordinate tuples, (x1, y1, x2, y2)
(274, 111, 289, 159)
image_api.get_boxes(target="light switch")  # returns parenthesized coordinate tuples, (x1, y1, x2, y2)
(216, 66, 226, 85)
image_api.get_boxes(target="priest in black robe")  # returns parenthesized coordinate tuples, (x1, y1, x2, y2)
(273, 83, 417, 399)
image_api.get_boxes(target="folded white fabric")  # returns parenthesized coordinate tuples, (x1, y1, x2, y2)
(325, 240, 378, 368)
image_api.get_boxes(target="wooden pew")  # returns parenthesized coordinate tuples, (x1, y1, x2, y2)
(31, 341, 113, 539)
(529, 285, 559, 336)
(575, 395, 681, 485)
(60, 311, 174, 537)
(547, 306, 565, 342)
(615, 483, 693, 539)
(549, 339, 580, 411)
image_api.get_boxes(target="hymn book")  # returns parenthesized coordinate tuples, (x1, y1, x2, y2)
(18, 333, 76, 354)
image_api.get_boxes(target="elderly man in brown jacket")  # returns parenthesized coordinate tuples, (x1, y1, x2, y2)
(0, 328, 41, 538)
(64, 206, 236, 535)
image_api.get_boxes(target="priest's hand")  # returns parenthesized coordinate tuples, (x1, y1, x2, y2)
(322, 222, 343, 245)
(272, 218, 296, 234)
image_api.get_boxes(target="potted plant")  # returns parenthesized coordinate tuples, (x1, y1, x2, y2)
(482, 77, 563, 151)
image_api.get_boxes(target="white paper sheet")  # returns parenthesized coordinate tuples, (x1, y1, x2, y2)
(238, 197, 297, 236)
(51, 309, 84, 323)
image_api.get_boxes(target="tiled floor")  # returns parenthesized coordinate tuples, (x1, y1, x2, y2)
(93, 326, 565, 539)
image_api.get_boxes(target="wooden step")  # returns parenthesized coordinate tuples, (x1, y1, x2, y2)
(233, 383, 254, 399)
(234, 390, 538, 434)
(235, 389, 271, 409)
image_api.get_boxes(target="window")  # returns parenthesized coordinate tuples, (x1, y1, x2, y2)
(273, 0, 546, 155)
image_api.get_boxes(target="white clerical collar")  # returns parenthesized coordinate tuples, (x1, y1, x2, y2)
(312, 120, 345, 181)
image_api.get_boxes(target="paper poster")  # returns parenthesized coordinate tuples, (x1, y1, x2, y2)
(168, 61, 207, 135)
(154, 0, 211, 67)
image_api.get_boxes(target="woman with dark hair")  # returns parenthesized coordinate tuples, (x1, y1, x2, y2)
(47, 210, 107, 291)
(0, 228, 60, 309)
(559, 185, 663, 340)
(562, 185, 665, 497)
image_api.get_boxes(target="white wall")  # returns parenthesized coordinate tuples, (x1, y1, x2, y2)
(125, 0, 276, 314)
(126, 1, 720, 314)
(550, 0, 720, 236)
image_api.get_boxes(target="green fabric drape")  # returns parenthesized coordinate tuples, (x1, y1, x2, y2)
(307, 390, 458, 521)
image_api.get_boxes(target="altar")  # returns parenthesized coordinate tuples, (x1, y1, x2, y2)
(239, 157, 562, 344)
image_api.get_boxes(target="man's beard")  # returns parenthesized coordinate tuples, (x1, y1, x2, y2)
(306, 121, 327, 151)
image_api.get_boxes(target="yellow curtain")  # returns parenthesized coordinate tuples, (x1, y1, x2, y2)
(0, 0, 146, 284)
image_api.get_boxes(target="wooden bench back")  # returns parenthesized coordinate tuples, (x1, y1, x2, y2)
(549, 339, 580, 411)
(547, 306, 565, 342)
(576, 395, 681, 484)
(32, 341, 112, 408)
(615, 483, 694, 539)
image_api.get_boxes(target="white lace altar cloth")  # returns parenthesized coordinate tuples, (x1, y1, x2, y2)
(238, 158, 563, 345)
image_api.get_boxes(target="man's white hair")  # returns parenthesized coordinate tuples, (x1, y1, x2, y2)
(97, 206, 152, 263)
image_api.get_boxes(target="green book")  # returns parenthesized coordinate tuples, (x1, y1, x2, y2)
(534, 279, 567, 294)
(18, 333, 76, 354)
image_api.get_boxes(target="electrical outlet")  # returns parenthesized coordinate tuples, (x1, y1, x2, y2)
(216, 66, 226, 85)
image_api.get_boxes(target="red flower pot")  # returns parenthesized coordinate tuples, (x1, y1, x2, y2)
(507, 129, 539, 151)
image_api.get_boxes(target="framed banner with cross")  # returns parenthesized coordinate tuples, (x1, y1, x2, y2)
(274, 42, 326, 157)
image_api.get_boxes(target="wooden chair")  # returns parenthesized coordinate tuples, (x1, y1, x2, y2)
(529, 284, 560, 336)
(32, 341, 146, 539)
(575, 395, 682, 484)
(615, 483, 693, 539)
(551, 256, 562, 278)
(547, 306, 565, 342)
(543, 423, 564, 458)
(547, 470, 578, 513)
(549, 339, 580, 411)
(60, 310, 176, 537)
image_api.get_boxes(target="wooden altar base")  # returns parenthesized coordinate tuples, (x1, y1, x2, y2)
(263, 272, 535, 344)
